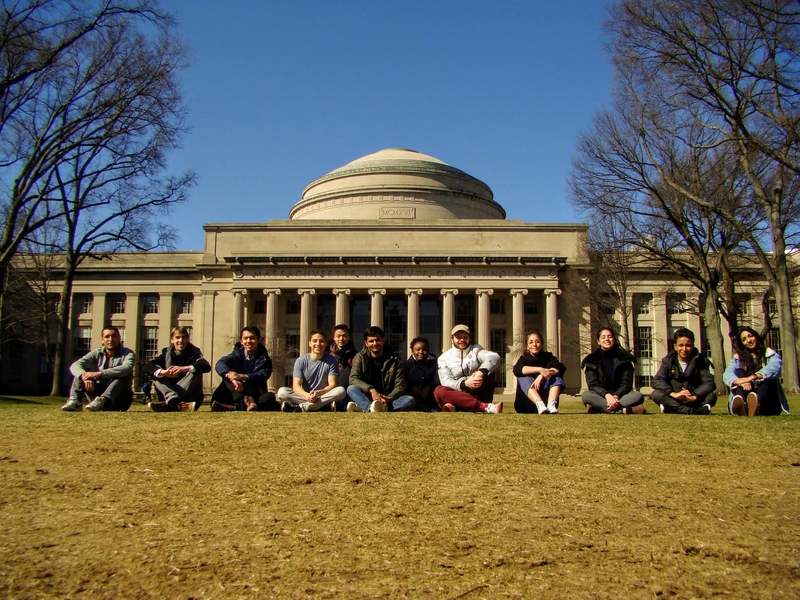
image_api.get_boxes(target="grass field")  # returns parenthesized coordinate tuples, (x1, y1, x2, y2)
(1, 394, 798, 599)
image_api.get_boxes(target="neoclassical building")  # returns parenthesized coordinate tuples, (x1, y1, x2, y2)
(1, 149, 780, 395)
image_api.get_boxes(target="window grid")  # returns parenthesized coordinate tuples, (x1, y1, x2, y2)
(489, 298, 505, 315)
(490, 328, 506, 388)
(286, 299, 300, 315)
(142, 294, 159, 315)
(176, 295, 193, 315)
(108, 294, 126, 315)
(75, 294, 93, 315)
(285, 331, 300, 358)
(767, 328, 781, 352)
(140, 326, 160, 363)
(524, 298, 538, 315)
(667, 294, 686, 315)
(73, 326, 93, 358)
(636, 295, 652, 315)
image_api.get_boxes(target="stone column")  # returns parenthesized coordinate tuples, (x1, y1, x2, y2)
(475, 288, 493, 348)
(333, 288, 351, 326)
(298, 289, 316, 346)
(262, 289, 282, 393)
(405, 288, 423, 344)
(263, 289, 282, 347)
(232, 289, 246, 338)
(91, 292, 107, 346)
(126, 293, 141, 385)
(686, 294, 702, 341)
(544, 287, 562, 356)
(441, 289, 459, 337)
(368, 288, 386, 328)
(653, 292, 669, 362)
(158, 292, 174, 349)
(506, 289, 528, 394)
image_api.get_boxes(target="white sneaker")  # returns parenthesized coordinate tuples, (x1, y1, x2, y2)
(61, 398, 82, 412)
(535, 399, 550, 414)
(370, 400, 388, 413)
(346, 401, 363, 413)
(85, 397, 106, 412)
(660, 403, 667, 414)
(485, 402, 503, 414)
(546, 400, 558, 414)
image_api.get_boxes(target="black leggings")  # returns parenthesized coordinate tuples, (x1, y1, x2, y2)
(730, 368, 783, 416)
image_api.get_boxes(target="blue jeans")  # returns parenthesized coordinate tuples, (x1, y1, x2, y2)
(346, 385, 415, 412)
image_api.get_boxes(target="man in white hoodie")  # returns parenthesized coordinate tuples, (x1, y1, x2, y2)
(434, 324, 503, 413)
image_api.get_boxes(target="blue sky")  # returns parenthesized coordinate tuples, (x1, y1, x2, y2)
(159, 1, 614, 250)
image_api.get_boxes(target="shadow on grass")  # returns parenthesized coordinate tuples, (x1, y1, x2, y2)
(0, 395, 63, 406)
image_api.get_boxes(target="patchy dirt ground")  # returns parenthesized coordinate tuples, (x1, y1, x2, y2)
(1, 395, 798, 599)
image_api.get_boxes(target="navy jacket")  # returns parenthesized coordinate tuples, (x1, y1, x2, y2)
(215, 342, 273, 391)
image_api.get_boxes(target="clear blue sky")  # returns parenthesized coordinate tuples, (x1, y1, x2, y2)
(159, 0, 614, 250)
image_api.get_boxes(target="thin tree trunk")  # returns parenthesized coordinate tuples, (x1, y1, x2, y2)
(703, 288, 727, 394)
(50, 256, 76, 397)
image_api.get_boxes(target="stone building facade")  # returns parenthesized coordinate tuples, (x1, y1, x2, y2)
(0, 149, 780, 396)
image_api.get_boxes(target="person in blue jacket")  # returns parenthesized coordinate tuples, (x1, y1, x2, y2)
(723, 326, 789, 416)
(211, 326, 278, 411)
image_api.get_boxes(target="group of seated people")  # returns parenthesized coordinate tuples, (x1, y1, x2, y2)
(60, 321, 789, 417)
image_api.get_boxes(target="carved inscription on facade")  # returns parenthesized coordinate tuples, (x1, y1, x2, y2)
(244, 267, 541, 279)
(379, 207, 415, 219)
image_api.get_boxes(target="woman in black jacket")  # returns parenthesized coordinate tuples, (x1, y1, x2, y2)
(581, 328, 645, 414)
(650, 328, 716, 415)
(513, 330, 565, 414)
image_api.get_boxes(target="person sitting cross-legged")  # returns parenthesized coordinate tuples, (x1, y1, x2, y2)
(346, 326, 415, 413)
(650, 327, 716, 415)
(144, 326, 211, 412)
(581, 327, 645, 414)
(277, 330, 346, 412)
(61, 326, 135, 412)
(513, 330, 565, 414)
(211, 326, 279, 412)
(434, 324, 503, 414)
(723, 326, 789, 416)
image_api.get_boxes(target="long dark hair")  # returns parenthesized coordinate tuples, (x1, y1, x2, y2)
(733, 326, 766, 376)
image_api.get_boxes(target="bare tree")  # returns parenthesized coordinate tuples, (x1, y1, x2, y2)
(0, 0, 188, 365)
(606, 0, 800, 390)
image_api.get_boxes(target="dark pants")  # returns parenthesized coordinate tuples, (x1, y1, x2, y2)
(729, 368, 783, 416)
(650, 389, 717, 414)
(153, 371, 204, 409)
(433, 372, 496, 412)
(211, 380, 279, 411)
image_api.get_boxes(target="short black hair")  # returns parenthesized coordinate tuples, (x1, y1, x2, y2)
(102, 326, 120, 336)
(363, 326, 385, 340)
(240, 326, 261, 340)
(309, 329, 327, 341)
(410, 336, 430, 350)
(672, 327, 695, 343)
(333, 323, 350, 334)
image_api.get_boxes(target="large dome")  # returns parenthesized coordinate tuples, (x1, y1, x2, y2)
(289, 148, 505, 220)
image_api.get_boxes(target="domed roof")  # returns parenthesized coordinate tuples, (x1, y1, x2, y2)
(289, 148, 505, 221)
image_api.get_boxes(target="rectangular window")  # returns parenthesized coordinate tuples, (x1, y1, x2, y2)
(598, 297, 616, 315)
(489, 298, 505, 315)
(634, 326, 653, 388)
(667, 294, 686, 315)
(767, 328, 781, 352)
(524, 298, 538, 315)
(108, 294, 126, 315)
(39, 344, 55, 374)
(74, 294, 93, 315)
(635, 294, 651, 315)
(73, 326, 93, 358)
(253, 299, 266, 314)
(766, 296, 778, 316)
(285, 331, 300, 358)
(286, 299, 300, 315)
(140, 326, 160, 363)
(141, 294, 159, 315)
(176, 294, 193, 315)
(735, 295, 751, 327)
(490, 328, 507, 388)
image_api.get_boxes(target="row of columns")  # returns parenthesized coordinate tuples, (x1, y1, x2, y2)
(233, 286, 562, 356)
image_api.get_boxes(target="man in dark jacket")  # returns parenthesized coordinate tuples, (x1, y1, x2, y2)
(211, 326, 278, 411)
(144, 326, 211, 412)
(651, 328, 716, 415)
(346, 326, 415, 412)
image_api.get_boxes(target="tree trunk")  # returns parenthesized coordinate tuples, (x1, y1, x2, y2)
(702, 288, 728, 394)
(0, 262, 7, 368)
(50, 258, 77, 397)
